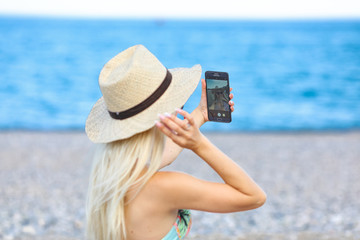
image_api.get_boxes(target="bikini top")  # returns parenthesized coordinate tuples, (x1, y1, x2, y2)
(162, 209, 192, 240)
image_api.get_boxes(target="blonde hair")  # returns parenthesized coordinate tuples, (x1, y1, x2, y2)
(86, 127, 165, 240)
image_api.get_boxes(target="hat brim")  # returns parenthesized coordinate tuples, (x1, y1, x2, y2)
(85, 64, 202, 143)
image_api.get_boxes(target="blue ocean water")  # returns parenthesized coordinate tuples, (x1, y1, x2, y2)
(0, 16, 359, 131)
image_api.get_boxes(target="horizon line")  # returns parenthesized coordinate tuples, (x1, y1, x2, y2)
(1, 13, 360, 21)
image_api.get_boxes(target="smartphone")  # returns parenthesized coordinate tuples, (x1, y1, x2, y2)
(205, 71, 231, 123)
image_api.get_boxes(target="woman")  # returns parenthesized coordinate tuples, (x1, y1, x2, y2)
(85, 45, 266, 240)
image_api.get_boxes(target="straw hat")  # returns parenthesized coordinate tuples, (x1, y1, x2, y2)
(85, 45, 202, 143)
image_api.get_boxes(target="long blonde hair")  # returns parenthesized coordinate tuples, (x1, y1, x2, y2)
(86, 127, 165, 240)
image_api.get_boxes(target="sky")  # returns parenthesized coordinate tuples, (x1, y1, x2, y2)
(1, 0, 360, 19)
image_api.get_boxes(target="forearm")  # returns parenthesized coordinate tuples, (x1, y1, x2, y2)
(191, 107, 206, 127)
(193, 135, 265, 198)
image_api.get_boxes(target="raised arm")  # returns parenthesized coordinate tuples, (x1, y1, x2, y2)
(159, 79, 234, 168)
(155, 109, 266, 213)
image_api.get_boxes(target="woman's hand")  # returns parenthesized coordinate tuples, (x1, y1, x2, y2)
(156, 109, 204, 151)
(158, 80, 235, 168)
(193, 79, 234, 127)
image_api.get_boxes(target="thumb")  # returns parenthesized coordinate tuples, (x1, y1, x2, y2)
(201, 79, 206, 95)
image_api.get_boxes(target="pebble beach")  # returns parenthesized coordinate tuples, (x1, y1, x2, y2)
(1, 131, 359, 240)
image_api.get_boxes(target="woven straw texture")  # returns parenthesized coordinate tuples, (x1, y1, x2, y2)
(85, 45, 202, 143)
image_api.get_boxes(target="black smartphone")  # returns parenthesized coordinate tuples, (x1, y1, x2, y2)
(205, 71, 231, 123)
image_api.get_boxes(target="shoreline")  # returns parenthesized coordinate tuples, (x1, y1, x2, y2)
(0, 131, 359, 239)
(1, 128, 360, 138)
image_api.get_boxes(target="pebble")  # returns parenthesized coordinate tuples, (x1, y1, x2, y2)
(73, 220, 83, 229)
(21, 225, 36, 235)
(3, 235, 14, 240)
(1, 132, 360, 239)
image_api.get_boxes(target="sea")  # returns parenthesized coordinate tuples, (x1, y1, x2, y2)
(1, 16, 359, 132)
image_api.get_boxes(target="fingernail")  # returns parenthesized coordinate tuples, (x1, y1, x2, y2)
(158, 114, 164, 120)
(155, 120, 161, 126)
(175, 108, 181, 112)
(164, 112, 171, 118)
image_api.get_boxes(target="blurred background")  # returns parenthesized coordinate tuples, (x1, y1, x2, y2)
(1, 1, 360, 240)
(0, 0, 359, 132)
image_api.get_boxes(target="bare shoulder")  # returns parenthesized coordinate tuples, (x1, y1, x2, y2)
(147, 171, 193, 193)
(146, 171, 216, 210)
(145, 171, 197, 199)
(134, 171, 191, 212)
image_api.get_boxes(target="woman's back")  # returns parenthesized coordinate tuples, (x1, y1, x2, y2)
(124, 172, 180, 240)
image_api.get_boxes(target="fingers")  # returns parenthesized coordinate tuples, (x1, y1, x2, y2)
(156, 120, 175, 138)
(201, 79, 207, 100)
(228, 89, 234, 112)
(156, 109, 202, 150)
(229, 100, 235, 112)
(176, 108, 195, 126)
(155, 116, 185, 146)
(158, 113, 185, 136)
(170, 113, 191, 131)
(201, 79, 206, 89)
(229, 93, 233, 100)
(155, 111, 191, 138)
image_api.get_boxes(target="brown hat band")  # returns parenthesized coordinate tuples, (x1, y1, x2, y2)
(108, 70, 172, 120)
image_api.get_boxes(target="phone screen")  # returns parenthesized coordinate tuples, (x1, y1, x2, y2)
(205, 72, 231, 122)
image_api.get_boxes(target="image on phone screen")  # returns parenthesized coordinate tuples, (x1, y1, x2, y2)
(206, 79, 231, 122)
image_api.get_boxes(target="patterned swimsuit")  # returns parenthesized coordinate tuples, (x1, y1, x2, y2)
(162, 209, 192, 240)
